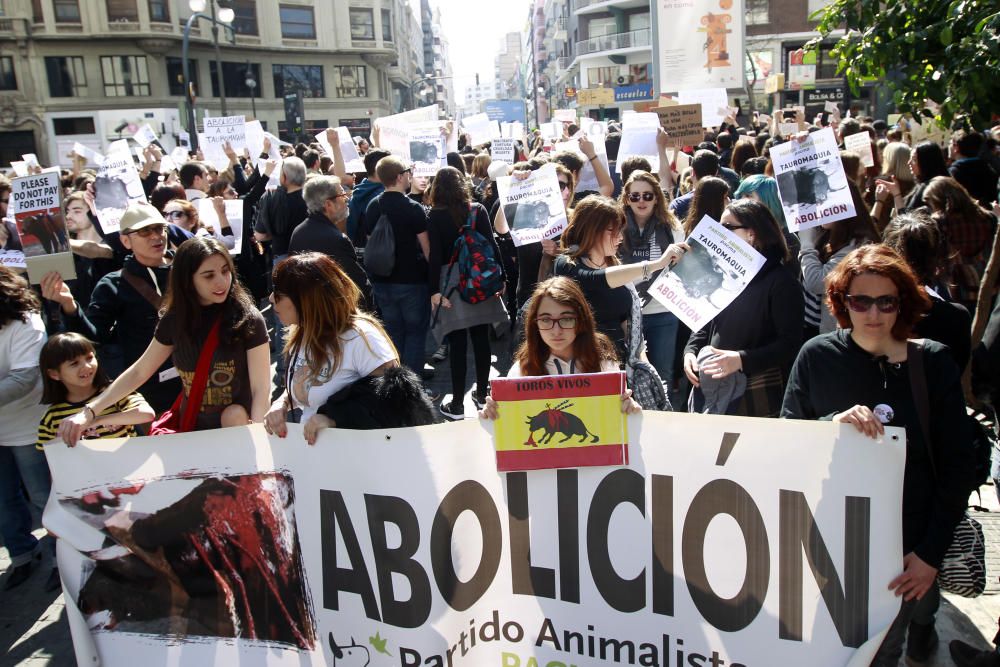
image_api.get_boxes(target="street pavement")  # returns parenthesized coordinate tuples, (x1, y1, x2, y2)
(3, 330, 1000, 666)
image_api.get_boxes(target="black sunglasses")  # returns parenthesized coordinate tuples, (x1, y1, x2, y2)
(557, 180, 570, 191)
(845, 294, 900, 314)
(627, 192, 656, 203)
(722, 223, 748, 231)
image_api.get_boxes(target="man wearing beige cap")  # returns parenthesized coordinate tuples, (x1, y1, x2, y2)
(40, 202, 180, 412)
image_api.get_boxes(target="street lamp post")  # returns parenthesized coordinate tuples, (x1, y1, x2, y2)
(245, 62, 257, 118)
(183, 0, 235, 152)
(408, 75, 453, 111)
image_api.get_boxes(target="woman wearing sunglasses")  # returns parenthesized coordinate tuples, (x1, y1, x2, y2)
(163, 198, 236, 251)
(619, 170, 684, 396)
(682, 199, 803, 416)
(781, 244, 976, 666)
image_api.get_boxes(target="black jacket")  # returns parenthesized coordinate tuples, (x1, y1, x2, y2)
(949, 157, 998, 209)
(288, 212, 374, 311)
(781, 330, 976, 567)
(317, 365, 436, 429)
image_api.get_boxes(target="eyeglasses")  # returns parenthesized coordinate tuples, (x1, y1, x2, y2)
(126, 224, 167, 238)
(536, 316, 577, 330)
(0, 198, 8, 204)
(627, 192, 656, 203)
(558, 180, 570, 191)
(329, 191, 351, 201)
(722, 223, 748, 231)
(164, 210, 186, 220)
(845, 294, 900, 314)
(401, 168, 412, 175)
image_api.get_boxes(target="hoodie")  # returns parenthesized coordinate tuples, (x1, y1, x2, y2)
(347, 178, 385, 246)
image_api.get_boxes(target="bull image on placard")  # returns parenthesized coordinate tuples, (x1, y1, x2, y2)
(524, 400, 600, 447)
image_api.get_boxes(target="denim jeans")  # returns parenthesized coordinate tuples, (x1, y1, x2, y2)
(373, 282, 430, 373)
(0, 445, 52, 566)
(272, 254, 289, 386)
(642, 311, 679, 394)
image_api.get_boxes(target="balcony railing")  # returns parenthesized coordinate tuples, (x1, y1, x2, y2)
(576, 28, 650, 56)
(556, 56, 570, 71)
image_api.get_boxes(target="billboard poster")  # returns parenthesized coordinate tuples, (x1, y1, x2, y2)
(656, 0, 744, 92)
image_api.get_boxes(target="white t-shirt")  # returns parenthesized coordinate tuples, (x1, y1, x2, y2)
(507, 355, 618, 377)
(288, 319, 397, 421)
(0, 313, 46, 447)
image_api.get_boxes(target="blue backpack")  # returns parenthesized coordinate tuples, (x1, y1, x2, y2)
(450, 205, 503, 304)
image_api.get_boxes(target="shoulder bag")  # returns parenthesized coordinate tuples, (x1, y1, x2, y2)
(150, 317, 222, 435)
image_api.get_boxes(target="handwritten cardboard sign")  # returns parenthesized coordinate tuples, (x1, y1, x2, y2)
(653, 103, 703, 147)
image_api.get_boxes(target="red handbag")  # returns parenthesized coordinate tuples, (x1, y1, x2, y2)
(150, 318, 222, 435)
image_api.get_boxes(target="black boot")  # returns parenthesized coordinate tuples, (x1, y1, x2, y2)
(950, 640, 1000, 667)
(3, 556, 38, 591)
(44, 566, 61, 593)
(905, 620, 938, 663)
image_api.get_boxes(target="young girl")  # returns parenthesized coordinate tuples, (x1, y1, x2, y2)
(479, 277, 641, 419)
(58, 237, 271, 445)
(37, 333, 155, 447)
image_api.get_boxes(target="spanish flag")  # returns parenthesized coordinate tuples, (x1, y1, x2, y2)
(491, 371, 629, 472)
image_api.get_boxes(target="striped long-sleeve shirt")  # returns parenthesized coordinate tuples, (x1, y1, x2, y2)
(36, 393, 146, 450)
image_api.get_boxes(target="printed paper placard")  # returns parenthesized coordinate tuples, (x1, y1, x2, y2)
(202, 115, 246, 171)
(408, 122, 448, 177)
(94, 151, 147, 234)
(197, 198, 244, 255)
(649, 215, 766, 331)
(769, 127, 856, 232)
(554, 136, 609, 193)
(10, 161, 28, 177)
(132, 123, 158, 148)
(491, 371, 627, 471)
(553, 109, 577, 123)
(316, 127, 365, 174)
(491, 137, 516, 164)
(462, 112, 501, 148)
(653, 103, 704, 147)
(677, 88, 729, 127)
(496, 163, 568, 247)
(616, 112, 660, 174)
(844, 131, 875, 168)
(658, 1, 744, 90)
(9, 171, 75, 282)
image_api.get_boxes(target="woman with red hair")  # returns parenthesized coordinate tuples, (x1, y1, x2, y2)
(781, 244, 977, 666)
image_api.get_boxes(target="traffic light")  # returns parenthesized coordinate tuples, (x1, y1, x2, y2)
(283, 90, 304, 142)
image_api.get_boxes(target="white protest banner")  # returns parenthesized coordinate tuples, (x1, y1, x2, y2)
(677, 88, 729, 127)
(407, 122, 448, 177)
(779, 122, 801, 137)
(654, 103, 704, 147)
(132, 123, 159, 148)
(45, 415, 903, 667)
(497, 163, 568, 246)
(617, 112, 661, 174)
(553, 109, 577, 123)
(9, 171, 74, 282)
(105, 139, 130, 158)
(169, 146, 189, 168)
(202, 115, 247, 171)
(540, 120, 561, 141)
(245, 119, 266, 157)
(316, 127, 365, 174)
(649, 215, 766, 331)
(0, 247, 26, 268)
(94, 151, 147, 234)
(374, 104, 439, 133)
(462, 112, 501, 147)
(769, 127, 856, 232)
(197, 198, 243, 255)
(554, 136, 609, 193)
(658, 1, 744, 90)
(844, 131, 875, 168)
(10, 161, 27, 177)
(256, 157, 282, 189)
(22, 153, 40, 170)
(491, 137, 516, 164)
(72, 142, 105, 167)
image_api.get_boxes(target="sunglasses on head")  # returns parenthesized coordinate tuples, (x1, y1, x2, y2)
(164, 210, 186, 219)
(845, 294, 900, 314)
(627, 192, 655, 203)
(557, 180, 570, 191)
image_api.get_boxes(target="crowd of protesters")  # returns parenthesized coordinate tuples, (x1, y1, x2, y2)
(1, 105, 1000, 666)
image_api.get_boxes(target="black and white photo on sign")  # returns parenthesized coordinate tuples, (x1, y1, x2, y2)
(94, 148, 148, 233)
(408, 122, 447, 177)
(9, 171, 75, 282)
(649, 215, 766, 331)
(616, 112, 660, 174)
(769, 127, 856, 232)
(496, 163, 568, 247)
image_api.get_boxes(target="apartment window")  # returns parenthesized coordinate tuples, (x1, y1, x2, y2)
(101, 55, 150, 96)
(106, 0, 138, 22)
(148, 0, 169, 22)
(0, 57, 15, 91)
(54, 0, 81, 22)
(381, 9, 392, 42)
(230, 0, 258, 35)
(272, 64, 324, 98)
(349, 8, 374, 40)
(279, 5, 315, 39)
(746, 0, 769, 25)
(586, 66, 616, 87)
(210, 61, 262, 98)
(166, 57, 197, 96)
(334, 65, 366, 98)
(53, 117, 96, 135)
(45, 56, 86, 97)
(31, 0, 42, 22)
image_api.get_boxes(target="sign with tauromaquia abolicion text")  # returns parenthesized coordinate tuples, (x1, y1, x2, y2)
(45, 416, 904, 667)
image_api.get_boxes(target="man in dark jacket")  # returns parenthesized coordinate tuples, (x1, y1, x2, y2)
(346, 148, 390, 246)
(289, 175, 374, 311)
(40, 202, 179, 412)
(253, 157, 309, 263)
(949, 129, 998, 208)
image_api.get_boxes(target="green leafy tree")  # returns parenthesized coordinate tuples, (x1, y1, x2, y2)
(809, 0, 1000, 128)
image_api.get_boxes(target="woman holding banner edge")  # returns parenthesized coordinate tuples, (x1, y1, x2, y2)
(780, 244, 976, 666)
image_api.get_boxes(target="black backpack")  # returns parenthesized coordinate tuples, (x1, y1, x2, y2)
(363, 212, 395, 278)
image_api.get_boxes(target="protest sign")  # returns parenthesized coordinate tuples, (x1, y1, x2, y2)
(677, 89, 729, 127)
(491, 137, 516, 164)
(21, 153, 40, 170)
(245, 119, 266, 157)
(779, 122, 801, 137)
(10, 161, 27, 177)
(658, 0, 744, 90)
(649, 215, 766, 331)
(491, 371, 628, 471)
(463, 112, 501, 147)
(769, 127, 856, 232)
(653, 104, 704, 147)
(132, 123, 158, 148)
(0, 247, 25, 269)
(496, 163, 568, 247)
(45, 413, 904, 667)
(197, 198, 243, 255)
(554, 136, 609, 193)
(844, 131, 875, 168)
(9, 171, 74, 282)
(94, 151, 147, 234)
(616, 112, 660, 174)
(72, 142, 105, 167)
(316, 127, 365, 174)
(540, 120, 561, 141)
(553, 109, 577, 123)
(201, 115, 246, 171)
(373, 104, 439, 139)
(408, 122, 448, 177)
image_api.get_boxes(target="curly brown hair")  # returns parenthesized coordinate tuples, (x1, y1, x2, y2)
(825, 244, 931, 340)
(0, 266, 40, 328)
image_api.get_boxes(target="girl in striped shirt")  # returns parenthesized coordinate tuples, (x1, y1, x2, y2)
(37, 333, 154, 448)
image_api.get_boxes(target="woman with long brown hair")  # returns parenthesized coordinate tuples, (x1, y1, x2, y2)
(263, 253, 398, 443)
(682, 176, 730, 236)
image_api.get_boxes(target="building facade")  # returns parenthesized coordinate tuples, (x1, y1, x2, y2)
(460, 80, 495, 118)
(419, 0, 455, 117)
(493, 31, 522, 100)
(0, 0, 425, 166)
